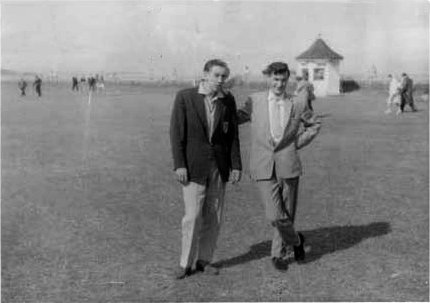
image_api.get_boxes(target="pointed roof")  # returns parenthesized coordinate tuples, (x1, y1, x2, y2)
(296, 38, 343, 60)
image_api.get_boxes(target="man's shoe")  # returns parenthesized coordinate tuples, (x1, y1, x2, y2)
(174, 266, 192, 279)
(195, 260, 220, 275)
(294, 232, 306, 262)
(271, 257, 288, 271)
(280, 244, 295, 261)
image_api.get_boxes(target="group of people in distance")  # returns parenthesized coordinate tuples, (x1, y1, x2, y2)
(385, 73, 417, 115)
(18, 75, 42, 97)
(72, 74, 105, 93)
(17, 74, 106, 98)
(170, 59, 321, 279)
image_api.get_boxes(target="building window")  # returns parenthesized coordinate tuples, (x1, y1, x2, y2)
(313, 68, 325, 80)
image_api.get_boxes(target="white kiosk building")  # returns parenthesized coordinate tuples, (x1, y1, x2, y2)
(296, 38, 343, 96)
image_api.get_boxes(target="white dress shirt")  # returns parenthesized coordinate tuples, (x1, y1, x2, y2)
(198, 82, 225, 141)
(268, 91, 291, 144)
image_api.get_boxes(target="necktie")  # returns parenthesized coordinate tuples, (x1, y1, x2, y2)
(272, 99, 284, 141)
(209, 99, 217, 113)
(206, 96, 218, 141)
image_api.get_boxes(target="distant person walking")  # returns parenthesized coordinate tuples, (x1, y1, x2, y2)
(96, 76, 105, 94)
(88, 76, 96, 92)
(399, 73, 417, 113)
(385, 74, 401, 115)
(80, 76, 87, 93)
(170, 59, 242, 279)
(33, 76, 42, 97)
(72, 76, 79, 91)
(294, 71, 315, 111)
(18, 78, 27, 96)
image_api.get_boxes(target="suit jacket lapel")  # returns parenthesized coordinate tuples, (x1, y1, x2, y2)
(274, 95, 295, 149)
(191, 90, 209, 138)
(281, 99, 294, 137)
(212, 99, 226, 138)
(262, 92, 272, 141)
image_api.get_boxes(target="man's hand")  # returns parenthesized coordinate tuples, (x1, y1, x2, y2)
(301, 111, 321, 127)
(175, 168, 188, 185)
(230, 169, 241, 184)
(300, 109, 313, 122)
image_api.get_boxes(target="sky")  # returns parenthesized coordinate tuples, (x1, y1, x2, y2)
(1, 0, 429, 80)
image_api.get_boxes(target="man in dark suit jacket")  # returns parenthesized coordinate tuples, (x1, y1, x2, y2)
(399, 73, 417, 113)
(170, 59, 242, 279)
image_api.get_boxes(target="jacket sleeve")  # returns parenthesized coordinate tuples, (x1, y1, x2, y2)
(230, 97, 242, 171)
(237, 96, 253, 125)
(296, 92, 321, 150)
(170, 91, 187, 170)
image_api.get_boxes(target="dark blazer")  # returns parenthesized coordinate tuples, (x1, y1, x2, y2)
(170, 87, 242, 184)
(400, 76, 414, 103)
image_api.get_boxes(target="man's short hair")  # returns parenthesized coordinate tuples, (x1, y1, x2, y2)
(203, 59, 230, 75)
(262, 62, 290, 77)
(401, 72, 407, 77)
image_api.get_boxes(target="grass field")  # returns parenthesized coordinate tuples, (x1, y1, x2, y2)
(2, 81, 429, 302)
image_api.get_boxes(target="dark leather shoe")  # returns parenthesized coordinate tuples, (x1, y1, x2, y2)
(294, 232, 305, 262)
(195, 260, 220, 275)
(281, 243, 295, 260)
(174, 266, 192, 279)
(271, 257, 289, 271)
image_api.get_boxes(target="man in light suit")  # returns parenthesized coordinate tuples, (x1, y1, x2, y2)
(399, 73, 417, 113)
(294, 71, 315, 111)
(238, 62, 321, 271)
(170, 59, 242, 279)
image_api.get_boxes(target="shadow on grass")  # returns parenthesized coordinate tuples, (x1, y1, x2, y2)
(214, 221, 391, 268)
(402, 109, 422, 113)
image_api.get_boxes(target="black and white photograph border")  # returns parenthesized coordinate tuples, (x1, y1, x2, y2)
(1, 0, 429, 302)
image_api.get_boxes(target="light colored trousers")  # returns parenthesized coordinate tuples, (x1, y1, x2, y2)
(180, 163, 226, 268)
(257, 172, 300, 258)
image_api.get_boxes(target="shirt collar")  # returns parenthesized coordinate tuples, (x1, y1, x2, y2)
(268, 90, 289, 102)
(198, 81, 225, 99)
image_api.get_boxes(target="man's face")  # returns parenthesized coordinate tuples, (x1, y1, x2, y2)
(204, 65, 229, 93)
(269, 72, 289, 96)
